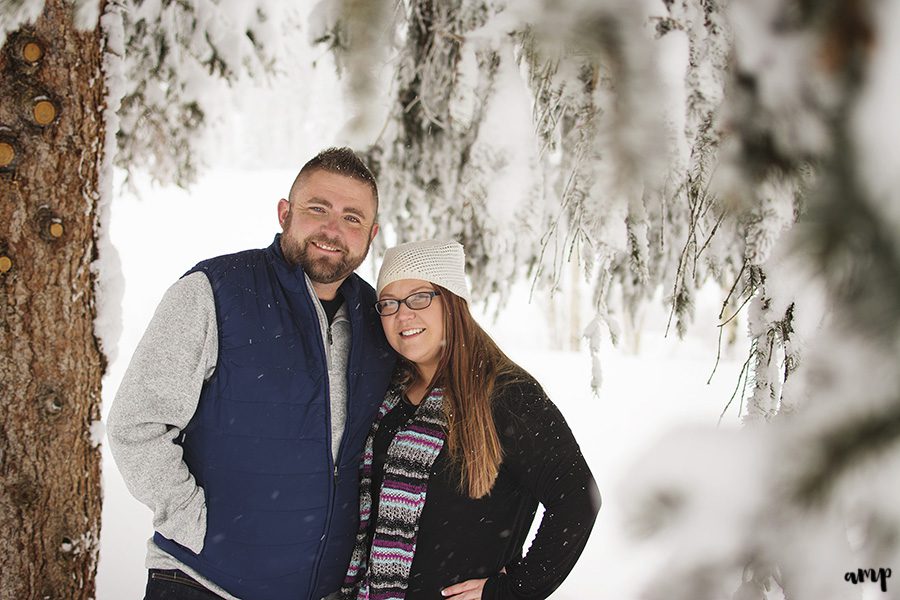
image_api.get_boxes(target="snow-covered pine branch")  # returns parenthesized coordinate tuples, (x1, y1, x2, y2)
(114, 0, 296, 187)
(318, 0, 747, 380)
(622, 0, 900, 597)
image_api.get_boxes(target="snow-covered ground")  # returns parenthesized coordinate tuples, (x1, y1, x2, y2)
(96, 167, 745, 599)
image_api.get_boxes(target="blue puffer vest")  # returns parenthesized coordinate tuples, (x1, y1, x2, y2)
(154, 235, 396, 600)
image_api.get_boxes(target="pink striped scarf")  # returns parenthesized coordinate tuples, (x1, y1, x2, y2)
(341, 387, 448, 600)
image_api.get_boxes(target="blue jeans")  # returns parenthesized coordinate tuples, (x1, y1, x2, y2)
(143, 569, 224, 599)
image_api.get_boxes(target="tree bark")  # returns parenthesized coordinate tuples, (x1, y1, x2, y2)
(0, 1, 106, 597)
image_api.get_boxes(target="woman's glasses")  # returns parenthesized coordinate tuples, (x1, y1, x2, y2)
(374, 291, 441, 316)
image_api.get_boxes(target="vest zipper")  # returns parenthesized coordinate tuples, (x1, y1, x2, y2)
(328, 325, 336, 481)
(309, 291, 339, 597)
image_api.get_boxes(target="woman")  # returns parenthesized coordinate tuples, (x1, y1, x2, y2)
(341, 240, 600, 600)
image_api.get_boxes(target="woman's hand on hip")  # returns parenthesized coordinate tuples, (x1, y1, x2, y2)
(441, 568, 504, 600)
(441, 577, 488, 599)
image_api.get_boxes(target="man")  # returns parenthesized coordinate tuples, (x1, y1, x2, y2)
(108, 148, 397, 600)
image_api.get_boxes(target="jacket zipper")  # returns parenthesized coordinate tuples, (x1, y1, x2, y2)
(309, 305, 339, 597)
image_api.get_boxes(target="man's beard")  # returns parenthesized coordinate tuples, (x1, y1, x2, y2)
(282, 231, 370, 285)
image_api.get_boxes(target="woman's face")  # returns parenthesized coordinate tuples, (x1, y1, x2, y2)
(378, 278, 445, 380)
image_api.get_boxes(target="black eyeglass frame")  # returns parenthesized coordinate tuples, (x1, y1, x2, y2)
(374, 290, 441, 316)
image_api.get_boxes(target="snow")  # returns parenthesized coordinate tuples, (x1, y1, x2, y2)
(728, 0, 834, 158)
(90, 419, 106, 448)
(92, 3, 127, 367)
(852, 0, 900, 241)
(476, 42, 540, 233)
(0, 0, 45, 47)
(96, 167, 746, 599)
(73, 0, 102, 31)
(617, 424, 764, 597)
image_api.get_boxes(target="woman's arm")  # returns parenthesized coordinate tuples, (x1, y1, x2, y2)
(445, 377, 601, 600)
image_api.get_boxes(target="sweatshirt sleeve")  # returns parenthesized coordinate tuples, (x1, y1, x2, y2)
(106, 271, 218, 553)
(483, 377, 601, 600)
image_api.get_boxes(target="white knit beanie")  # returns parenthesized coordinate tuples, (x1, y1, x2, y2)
(376, 239, 471, 303)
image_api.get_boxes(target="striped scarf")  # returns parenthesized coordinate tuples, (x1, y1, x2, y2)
(341, 387, 448, 600)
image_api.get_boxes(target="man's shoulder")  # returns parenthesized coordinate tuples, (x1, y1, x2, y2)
(345, 272, 377, 301)
(184, 247, 270, 280)
(343, 275, 385, 329)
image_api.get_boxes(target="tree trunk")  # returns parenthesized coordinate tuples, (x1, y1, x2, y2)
(0, 1, 106, 597)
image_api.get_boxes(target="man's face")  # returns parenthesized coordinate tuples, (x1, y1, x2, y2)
(278, 170, 379, 286)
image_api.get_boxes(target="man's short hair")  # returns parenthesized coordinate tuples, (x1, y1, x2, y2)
(290, 147, 379, 212)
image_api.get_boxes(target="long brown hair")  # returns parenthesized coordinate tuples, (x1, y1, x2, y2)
(396, 285, 520, 498)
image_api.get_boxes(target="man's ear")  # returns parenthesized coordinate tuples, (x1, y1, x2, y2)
(369, 222, 380, 242)
(277, 198, 290, 228)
